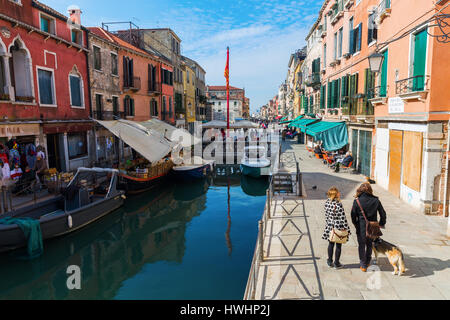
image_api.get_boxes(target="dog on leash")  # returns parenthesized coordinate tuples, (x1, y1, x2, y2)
(372, 238, 406, 276)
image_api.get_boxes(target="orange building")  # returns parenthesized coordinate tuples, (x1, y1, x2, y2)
(305, 0, 450, 215)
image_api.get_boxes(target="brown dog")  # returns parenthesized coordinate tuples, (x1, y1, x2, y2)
(372, 238, 406, 276)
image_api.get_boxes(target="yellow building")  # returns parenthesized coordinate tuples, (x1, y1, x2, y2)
(183, 64, 196, 132)
(293, 61, 303, 118)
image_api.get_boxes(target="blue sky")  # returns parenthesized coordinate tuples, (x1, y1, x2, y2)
(44, 0, 322, 112)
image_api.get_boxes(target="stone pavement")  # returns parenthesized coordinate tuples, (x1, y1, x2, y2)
(250, 140, 450, 300)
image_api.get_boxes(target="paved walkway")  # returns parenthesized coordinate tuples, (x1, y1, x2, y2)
(250, 140, 450, 300)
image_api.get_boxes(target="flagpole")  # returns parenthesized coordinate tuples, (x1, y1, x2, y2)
(226, 47, 230, 131)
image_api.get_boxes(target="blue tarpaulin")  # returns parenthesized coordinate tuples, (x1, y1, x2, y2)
(305, 121, 349, 151)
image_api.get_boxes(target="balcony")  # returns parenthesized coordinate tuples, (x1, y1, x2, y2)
(318, 24, 327, 38)
(305, 73, 321, 88)
(395, 75, 429, 101)
(93, 110, 125, 120)
(368, 86, 388, 105)
(341, 97, 374, 122)
(123, 77, 141, 92)
(375, 0, 391, 24)
(331, 0, 344, 25)
(148, 82, 161, 95)
(344, 0, 354, 9)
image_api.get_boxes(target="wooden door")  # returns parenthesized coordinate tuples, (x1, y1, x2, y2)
(389, 130, 403, 198)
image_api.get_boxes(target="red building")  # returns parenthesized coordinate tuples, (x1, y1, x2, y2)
(0, 0, 92, 172)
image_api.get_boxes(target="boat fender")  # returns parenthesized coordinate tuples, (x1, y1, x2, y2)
(68, 215, 73, 229)
(121, 195, 127, 200)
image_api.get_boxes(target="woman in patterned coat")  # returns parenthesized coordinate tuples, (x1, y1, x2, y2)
(322, 187, 351, 269)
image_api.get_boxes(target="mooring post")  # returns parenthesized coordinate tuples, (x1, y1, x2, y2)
(258, 220, 264, 261)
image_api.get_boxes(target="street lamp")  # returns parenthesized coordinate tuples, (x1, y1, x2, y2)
(368, 52, 385, 73)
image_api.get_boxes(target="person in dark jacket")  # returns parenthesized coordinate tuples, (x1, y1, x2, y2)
(351, 183, 386, 272)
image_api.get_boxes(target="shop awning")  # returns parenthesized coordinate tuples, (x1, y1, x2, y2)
(281, 115, 304, 125)
(279, 116, 288, 121)
(136, 119, 201, 148)
(305, 121, 348, 151)
(290, 118, 319, 129)
(96, 120, 172, 163)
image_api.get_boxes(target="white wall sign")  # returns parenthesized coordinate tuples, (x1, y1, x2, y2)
(388, 97, 404, 114)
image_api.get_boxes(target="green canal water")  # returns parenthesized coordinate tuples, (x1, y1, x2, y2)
(0, 173, 269, 300)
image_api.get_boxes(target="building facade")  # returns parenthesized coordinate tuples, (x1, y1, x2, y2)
(0, 0, 92, 172)
(206, 86, 247, 122)
(183, 63, 196, 133)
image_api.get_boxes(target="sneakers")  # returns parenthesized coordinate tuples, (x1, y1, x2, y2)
(334, 262, 343, 269)
(360, 266, 367, 272)
(327, 260, 334, 268)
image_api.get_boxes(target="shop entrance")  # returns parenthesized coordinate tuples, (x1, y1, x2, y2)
(47, 133, 66, 172)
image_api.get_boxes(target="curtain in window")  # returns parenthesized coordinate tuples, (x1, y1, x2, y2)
(68, 133, 88, 160)
(38, 69, 53, 105)
(70, 75, 82, 106)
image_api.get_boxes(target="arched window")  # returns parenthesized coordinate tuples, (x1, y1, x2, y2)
(9, 38, 34, 102)
(69, 65, 85, 108)
(0, 37, 8, 100)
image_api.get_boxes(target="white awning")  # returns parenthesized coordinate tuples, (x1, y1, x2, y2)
(137, 119, 201, 148)
(96, 120, 172, 163)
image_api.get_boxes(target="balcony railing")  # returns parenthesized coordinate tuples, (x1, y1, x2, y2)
(148, 81, 161, 94)
(305, 73, 321, 87)
(341, 97, 374, 116)
(92, 111, 125, 120)
(331, 0, 344, 24)
(376, 0, 391, 23)
(367, 86, 387, 99)
(396, 75, 427, 95)
(123, 76, 141, 92)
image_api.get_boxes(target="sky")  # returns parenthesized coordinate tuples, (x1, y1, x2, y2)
(43, 0, 322, 113)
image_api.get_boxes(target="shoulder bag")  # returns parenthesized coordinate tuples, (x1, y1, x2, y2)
(328, 202, 349, 244)
(356, 198, 383, 240)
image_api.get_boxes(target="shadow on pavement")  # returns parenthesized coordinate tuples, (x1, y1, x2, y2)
(302, 172, 362, 200)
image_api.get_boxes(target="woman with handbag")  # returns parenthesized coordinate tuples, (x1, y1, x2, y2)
(351, 183, 386, 272)
(322, 187, 351, 269)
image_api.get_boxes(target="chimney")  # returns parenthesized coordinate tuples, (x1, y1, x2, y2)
(68, 5, 82, 26)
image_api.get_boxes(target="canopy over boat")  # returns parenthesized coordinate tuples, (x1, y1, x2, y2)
(136, 119, 201, 148)
(96, 120, 172, 163)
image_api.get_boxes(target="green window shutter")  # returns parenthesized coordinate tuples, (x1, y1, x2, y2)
(364, 68, 369, 97)
(337, 78, 341, 109)
(380, 50, 388, 97)
(327, 82, 332, 109)
(413, 29, 427, 91)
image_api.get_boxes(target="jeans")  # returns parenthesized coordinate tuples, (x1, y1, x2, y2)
(327, 241, 342, 263)
(356, 226, 373, 267)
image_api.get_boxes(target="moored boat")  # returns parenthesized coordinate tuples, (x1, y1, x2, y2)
(171, 156, 215, 180)
(0, 168, 125, 255)
(240, 146, 271, 178)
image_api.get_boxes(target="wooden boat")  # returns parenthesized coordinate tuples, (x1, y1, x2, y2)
(240, 146, 271, 178)
(171, 156, 215, 180)
(119, 158, 173, 195)
(0, 168, 125, 254)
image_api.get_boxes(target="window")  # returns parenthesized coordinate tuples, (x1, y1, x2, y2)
(187, 71, 189, 84)
(112, 96, 119, 115)
(380, 50, 388, 97)
(350, 23, 362, 54)
(123, 57, 134, 87)
(338, 27, 343, 58)
(68, 132, 88, 160)
(37, 68, 55, 105)
(348, 17, 354, 54)
(9, 39, 33, 101)
(71, 29, 82, 45)
(148, 64, 157, 92)
(411, 28, 428, 91)
(93, 46, 102, 71)
(169, 97, 173, 118)
(368, 13, 378, 44)
(162, 96, 167, 120)
(111, 53, 118, 75)
(150, 99, 158, 117)
(161, 69, 173, 86)
(323, 44, 327, 68)
(334, 32, 338, 60)
(172, 38, 176, 52)
(40, 14, 55, 35)
(69, 74, 83, 107)
(95, 94, 103, 118)
(124, 95, 134, 117)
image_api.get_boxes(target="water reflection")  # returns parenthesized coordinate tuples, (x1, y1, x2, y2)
(0, 166, 268, 300)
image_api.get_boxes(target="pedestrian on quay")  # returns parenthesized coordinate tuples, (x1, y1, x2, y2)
(351, 183, 386, 272)
(322, 187, 351, 269)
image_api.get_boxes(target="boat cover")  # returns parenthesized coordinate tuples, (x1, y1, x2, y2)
(305, 121, 349, 151)
(0, 217, 43, 258)
(137, 119, 201, 148)
(96, 120, 172, 163)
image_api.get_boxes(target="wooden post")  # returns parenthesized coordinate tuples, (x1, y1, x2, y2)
(258, 220, 264, 261)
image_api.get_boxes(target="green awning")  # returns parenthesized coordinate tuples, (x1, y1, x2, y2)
(306, 113, 316, 118)
(305, 121, 349, 151)
(280, 115, 304, 124)
(291, 118, 319, 129)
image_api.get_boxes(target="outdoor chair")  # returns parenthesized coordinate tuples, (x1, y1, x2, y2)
(340, 161, 353, 173)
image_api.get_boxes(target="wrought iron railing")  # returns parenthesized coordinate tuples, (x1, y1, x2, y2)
(341, 97, 374, 116)
(367, 86, 387, 99)
(331, 0, 344, 22)
(123, 76, 141, 91)
(396, 75, 428, 95)
(306, 73, 321, 87)
(148, 81, 161, 94)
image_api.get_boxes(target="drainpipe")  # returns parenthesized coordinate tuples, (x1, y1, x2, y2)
(445, 120, 450, 237)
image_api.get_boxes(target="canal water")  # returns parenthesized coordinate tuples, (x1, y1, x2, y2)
(0, 171, 268, 300)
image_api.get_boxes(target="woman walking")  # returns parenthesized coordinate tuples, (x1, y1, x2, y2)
(322, 187, 351, 269)
(351, 183, 386, 272)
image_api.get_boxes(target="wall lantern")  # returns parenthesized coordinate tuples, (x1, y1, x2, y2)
(368, 52, 385, 73)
